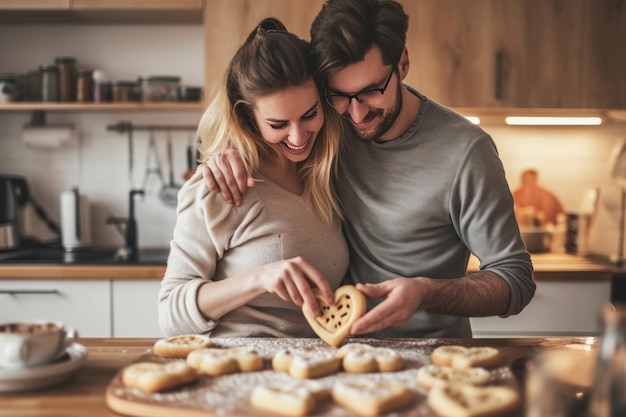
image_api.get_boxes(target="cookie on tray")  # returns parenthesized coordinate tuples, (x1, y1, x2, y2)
(336, 343, 405, 373)
(153, 334, 213, 358)
(431, 345, 503, 369)
(250, 380, 330, 417)
(122, 361, 199, 393)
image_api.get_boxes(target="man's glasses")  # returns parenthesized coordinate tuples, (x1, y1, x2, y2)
(326, 68, 394, 112)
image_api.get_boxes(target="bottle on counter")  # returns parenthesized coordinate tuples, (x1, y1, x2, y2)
(40, 64, 59, 102)
(54, 56, 77, 102)
(587, 303, 626, 417)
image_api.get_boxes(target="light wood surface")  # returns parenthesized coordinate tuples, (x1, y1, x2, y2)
(0, 265, 165, 280)
(468, 253, 613, 282)
(0, 337, 599, 417)
(0, 253, 612, 281)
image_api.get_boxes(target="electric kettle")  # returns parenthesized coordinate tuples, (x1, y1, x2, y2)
(0, 175, 30, 251)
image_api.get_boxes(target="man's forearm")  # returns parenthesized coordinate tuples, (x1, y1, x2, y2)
(419, 271, 511, 317)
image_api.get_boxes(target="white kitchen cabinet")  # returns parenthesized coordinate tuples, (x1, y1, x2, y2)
(470, 280, 611, 337)
(112, 280, 163, 337)
(0, 280, 111, 337)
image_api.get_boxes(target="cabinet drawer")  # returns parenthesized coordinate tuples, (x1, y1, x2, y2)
(470, 281, 611, 337)
(112, 280, 162, 337)
(0, 280, 111, 337)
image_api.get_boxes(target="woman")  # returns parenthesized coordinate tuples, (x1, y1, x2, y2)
(158, 18, 348, 338)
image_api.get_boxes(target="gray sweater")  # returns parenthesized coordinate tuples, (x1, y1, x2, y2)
(159, 172, 349, 337)
(337, 88, 535, 338)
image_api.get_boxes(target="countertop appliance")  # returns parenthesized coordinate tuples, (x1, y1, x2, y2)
(0, 175, 29, 251)
(60, 188, 91, 251)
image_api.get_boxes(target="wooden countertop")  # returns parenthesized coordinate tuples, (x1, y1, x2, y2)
(0, 264, 166, 280)
(0, 253, 612, 281)
(0, 337, 599, 417)
(468, 253, 613, 281)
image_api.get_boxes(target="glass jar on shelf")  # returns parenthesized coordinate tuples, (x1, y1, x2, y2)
(76, 69, 94, 103)
(140, 76, 180, 102)
(112, 80, 141, 102)
(40, 64, 59, 102)
(54, 56, 77, 102)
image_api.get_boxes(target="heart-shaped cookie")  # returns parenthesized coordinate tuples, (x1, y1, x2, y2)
(428, 383, 520, 417)
(302, 285, 366, 347)
(431, 345, 503, 369)
(332, 379, 414, 417)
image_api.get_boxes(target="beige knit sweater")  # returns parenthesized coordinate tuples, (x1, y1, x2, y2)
(158, 171, 349, 337)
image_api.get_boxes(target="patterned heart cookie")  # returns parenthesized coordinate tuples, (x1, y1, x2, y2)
(332, 379, 414, 417)
(250, 380, 330, 417)
(428, 382, 520, 417)
(186, 346, 263, 376)
(417, 364, 491, 390)
(302, 285, 366, 347)
(153, 334, 213, 358)
(431, 345, 503, 369)
(337, 343, 405, 373)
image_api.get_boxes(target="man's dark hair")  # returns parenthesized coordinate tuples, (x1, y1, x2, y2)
(310, 0, 408, 80)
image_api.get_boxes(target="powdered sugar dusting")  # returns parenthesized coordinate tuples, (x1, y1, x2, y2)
(108, 337, 523, 416)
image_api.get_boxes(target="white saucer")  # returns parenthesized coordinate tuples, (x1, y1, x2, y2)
(0, 343, 87, 392)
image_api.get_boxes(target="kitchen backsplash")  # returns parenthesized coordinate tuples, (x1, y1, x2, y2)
(1, 24, 626, 254)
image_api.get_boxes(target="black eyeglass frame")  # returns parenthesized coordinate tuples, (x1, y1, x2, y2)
(325, 68, 395, 111)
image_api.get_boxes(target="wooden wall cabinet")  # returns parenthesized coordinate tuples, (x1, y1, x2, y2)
(0, 0, 203, 24)
(406, 0, 585, 108)
(580, 0, 626, 109)
(0, 0, 69, 9)
(203, 0, 325, 90)
(72, 0, 202, 10)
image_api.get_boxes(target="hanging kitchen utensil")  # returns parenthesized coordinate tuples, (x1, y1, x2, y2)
(159, 130, 181, 207)
(141, 131, 166, 192)
(183, 134, 196, 181)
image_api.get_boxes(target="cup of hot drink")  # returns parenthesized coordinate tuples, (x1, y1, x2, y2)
(0, 321, 78, 369)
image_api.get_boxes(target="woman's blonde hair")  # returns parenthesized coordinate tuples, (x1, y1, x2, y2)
(197, 17, 343, 224)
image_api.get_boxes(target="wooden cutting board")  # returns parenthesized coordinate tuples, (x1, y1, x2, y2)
(105, 338, 524, 417)
(512, 169, 564, 227)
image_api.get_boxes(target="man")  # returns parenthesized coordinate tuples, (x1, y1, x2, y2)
(203, 0, 535, 338)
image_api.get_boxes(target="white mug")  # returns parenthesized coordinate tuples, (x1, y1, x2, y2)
(0, 321, 78, 369)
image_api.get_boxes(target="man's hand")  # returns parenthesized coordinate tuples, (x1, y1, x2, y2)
(200, 149, 255, 206)
(349, 278, 423, 335)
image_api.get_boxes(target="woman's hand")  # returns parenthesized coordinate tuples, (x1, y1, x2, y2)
(254, 256, 335, 318)
(201, 149, 255, 206)
(197, 256, 335, 321)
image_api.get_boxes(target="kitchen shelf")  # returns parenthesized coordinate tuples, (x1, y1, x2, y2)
(0, 102, 203, 112)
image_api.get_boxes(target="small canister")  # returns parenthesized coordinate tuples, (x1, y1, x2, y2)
(142, 76, 180, 102)
(54, 56, 77, 102)
(40, 64, 59, 102)
(76, 69, 94, 102)
(113, 80, 140, 102)
(92, 70, 112, 103)
(0, 73, 15, 103)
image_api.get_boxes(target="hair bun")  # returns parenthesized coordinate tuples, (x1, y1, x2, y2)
(257, 17, 287, 34)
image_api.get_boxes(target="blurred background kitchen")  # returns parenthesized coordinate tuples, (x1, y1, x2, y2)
(0, 0, 624, 258)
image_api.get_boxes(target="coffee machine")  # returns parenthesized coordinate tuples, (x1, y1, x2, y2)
(0, 175, 30, 251)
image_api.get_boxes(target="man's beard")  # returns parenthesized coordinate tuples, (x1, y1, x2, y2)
(344, 82, 403, 142)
